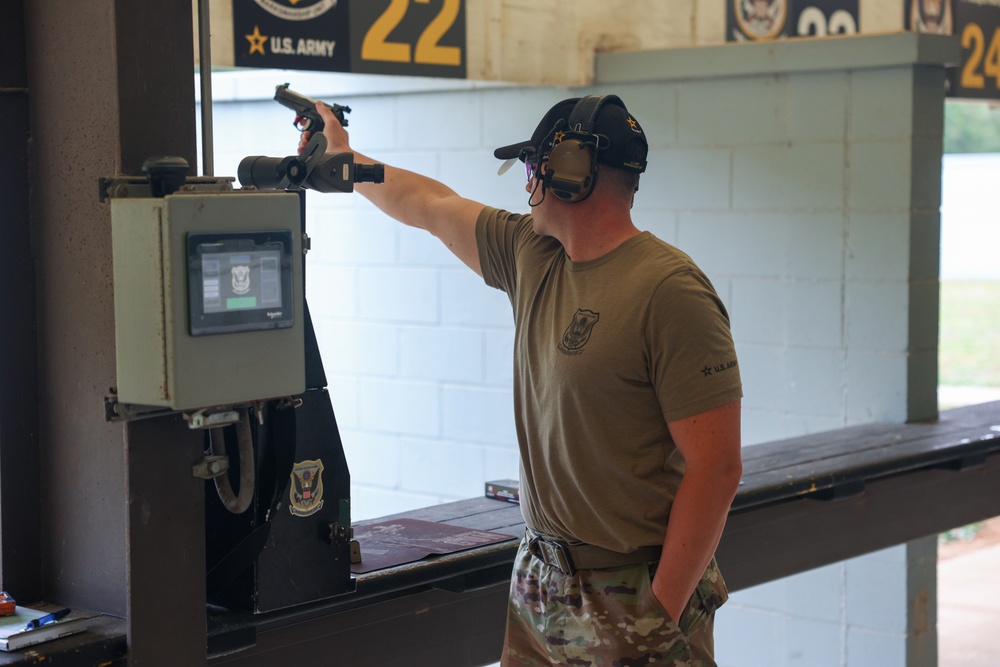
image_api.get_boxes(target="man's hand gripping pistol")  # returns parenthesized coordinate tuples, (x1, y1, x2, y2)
(237, 84, 383, 193)
(274, 83, 351, 134)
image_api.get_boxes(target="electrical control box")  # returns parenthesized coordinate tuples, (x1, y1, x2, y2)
(111, 191, 305, 411)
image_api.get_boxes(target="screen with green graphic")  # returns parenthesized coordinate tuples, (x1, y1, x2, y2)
(187, 230, 295, 336)
(200, 248, 283, 314)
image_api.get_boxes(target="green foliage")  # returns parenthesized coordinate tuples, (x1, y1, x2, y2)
(944, 101, 1000, 153)
(939, 282, 1000, 387)
(940, 522, 984, 544)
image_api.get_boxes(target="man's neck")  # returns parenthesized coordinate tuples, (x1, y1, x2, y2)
(542, 196, 640, 263)
(560, 224, 641, 263)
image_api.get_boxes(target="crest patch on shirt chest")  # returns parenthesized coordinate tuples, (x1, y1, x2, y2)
(558, 309, 600, 356)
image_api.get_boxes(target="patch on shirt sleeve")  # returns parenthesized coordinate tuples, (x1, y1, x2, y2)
(701, 359, 739, 377)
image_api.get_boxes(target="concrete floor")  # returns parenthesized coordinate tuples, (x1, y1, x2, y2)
(938, 523, 1000, 667)
(936, 388, 1000, 667)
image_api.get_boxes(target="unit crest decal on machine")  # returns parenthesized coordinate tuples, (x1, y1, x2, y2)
(290, 459, 325, 517)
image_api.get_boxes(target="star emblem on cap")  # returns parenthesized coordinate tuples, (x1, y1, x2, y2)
(553, 130, 566, 144)
(627, 116, 639, 131)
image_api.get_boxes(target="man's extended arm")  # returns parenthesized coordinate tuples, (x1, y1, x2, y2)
(309, 102, 487, 275)
(653, 399, 743, 622)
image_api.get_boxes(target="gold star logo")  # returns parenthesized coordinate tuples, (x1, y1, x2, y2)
(553, 130, 566, 144)
(627, 117, 639, 131)
(245, 25, 268, 56)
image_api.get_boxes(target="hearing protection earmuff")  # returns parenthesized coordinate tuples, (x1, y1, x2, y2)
(538, 95, 624, 203)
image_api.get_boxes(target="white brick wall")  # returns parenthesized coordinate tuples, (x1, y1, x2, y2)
(717, 538, 936, 667)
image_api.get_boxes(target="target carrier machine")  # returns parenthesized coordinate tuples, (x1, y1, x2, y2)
(100, 136, 382, 616)
(103, 130, 381, 419)
(108, 180, 305, 413)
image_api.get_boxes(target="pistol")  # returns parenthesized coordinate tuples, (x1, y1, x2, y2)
(274, 83, 351, 134)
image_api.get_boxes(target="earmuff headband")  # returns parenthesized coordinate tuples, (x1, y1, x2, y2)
(542, 95, 624, 203)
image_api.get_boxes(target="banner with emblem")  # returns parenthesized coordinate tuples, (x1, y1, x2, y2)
(724, 0, 1000, 100)
(726, 0, 859, 42)
(907, 0, 1000, 100)
(233, 0, 467, 78)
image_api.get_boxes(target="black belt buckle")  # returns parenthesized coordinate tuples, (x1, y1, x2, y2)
(528, 536, 576, 576)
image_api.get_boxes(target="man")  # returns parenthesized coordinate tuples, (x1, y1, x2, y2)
(304, 95, 743, 666)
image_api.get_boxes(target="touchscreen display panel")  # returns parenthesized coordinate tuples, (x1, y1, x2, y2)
(200, 249, 283, 314)
(187, 231, 294, 336)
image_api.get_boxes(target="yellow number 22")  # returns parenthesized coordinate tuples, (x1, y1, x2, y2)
(362, 0, 462, 67)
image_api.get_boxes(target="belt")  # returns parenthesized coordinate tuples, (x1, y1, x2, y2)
(525, 529, 661, 576)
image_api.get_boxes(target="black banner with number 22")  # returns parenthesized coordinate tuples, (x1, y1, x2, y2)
(233, 0, 466, 79)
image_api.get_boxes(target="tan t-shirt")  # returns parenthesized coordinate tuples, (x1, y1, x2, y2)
(477, 207, 742, 553)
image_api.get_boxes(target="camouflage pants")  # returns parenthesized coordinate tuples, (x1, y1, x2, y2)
(501, 538, 728, 667)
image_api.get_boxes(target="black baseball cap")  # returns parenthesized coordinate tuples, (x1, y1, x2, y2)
(494, 96, 648, 173)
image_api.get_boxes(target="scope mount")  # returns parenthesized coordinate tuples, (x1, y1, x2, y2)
(237, 133, 384, 194)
